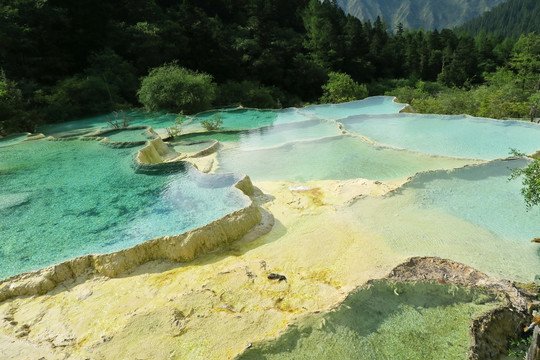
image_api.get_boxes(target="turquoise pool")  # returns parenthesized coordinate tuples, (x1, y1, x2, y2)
(171, 141, 214, 154)
(182, 96, 406, 132)
(37, 111, 178, 137)
(0, 133, 30, 147)
(0, 139, 249, 279)
(403, 158, 540, 242)
(4, 96, 540, 283)
(299, 96, 406, 120)
(3, 96, 537, 360)
(341, 114, 540, 159)
(101, 128, 154, 142)
(216, 135, 476, 182)
(180, 120, 341, 150)
(37, 97, 405, 137)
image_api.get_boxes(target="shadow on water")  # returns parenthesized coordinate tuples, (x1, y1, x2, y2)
(237, 281, 500, 360)
(394, 158, 526, 194)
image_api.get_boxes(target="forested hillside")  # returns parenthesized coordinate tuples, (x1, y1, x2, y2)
(0, 0, 538, 136)
(461, 0, 540, 38)
(335, 0, 506, 30)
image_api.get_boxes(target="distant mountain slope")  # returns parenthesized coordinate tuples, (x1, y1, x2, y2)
(336, 0, 507, 31)
(461, 0, 540, 37)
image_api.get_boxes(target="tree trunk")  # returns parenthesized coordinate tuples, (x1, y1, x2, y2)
(527, 326, 540, 360)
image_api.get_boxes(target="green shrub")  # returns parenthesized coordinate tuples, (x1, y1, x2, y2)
(86, 48, 139, 105)
(477, 87, 529, 119)
(106, 110, 132, 129)
(41, 74, 114, 122)
(370, 78, 415, 96)
(215, 80, 282, 108)
(415, 81, 448, 96)
(0, 71, 25, 135)
(137, 63, 216, 114)
(410, 88, 479, 115)
(200, 113, 223, 131)
(320, 72, 368, 104)
(166, 113, 185, 139)
(509, 153, 540, 210)
(387, 86, 426, 104)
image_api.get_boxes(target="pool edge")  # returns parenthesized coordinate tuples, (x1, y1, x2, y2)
(0, 140, 264, 303)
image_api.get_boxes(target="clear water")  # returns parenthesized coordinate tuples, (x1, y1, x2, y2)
(5, 96, 537, 358)
(37, 111, 177, 137)
(350, 159, 540, 282)
(183, 97, 403, 132)
(180, 120, 341, 150)
(38, 114, 110, 136)
(403, 158, 540, 241)
(5, 96, 540, 284)
(183, 109, 277, 132)
(177, 131, 244, 144)
(274, 108, 317, 125)
(298, 96, 406, 120)
(237, 281, 500, 360)
(0, 139, 249, 279)
(102, 128, 153, 142)
(0, 134, 30, 147)
(183, 109, 281, 132)
(37, 97, 404, 136)
(171, 142, 214, 154)
(216, 135, 476, 182)
(341, 114, 540, 159)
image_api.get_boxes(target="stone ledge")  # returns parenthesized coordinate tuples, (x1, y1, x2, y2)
(0, 136, 265, 303)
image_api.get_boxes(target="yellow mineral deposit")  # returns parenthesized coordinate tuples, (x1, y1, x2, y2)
(0, 177, 410, 360)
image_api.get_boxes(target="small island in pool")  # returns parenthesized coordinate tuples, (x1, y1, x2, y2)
(0, 97, 538, 359)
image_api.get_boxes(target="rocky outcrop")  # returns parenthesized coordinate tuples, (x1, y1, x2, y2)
(23, 133, 45, 141)
(136, 138, 171, 163)
(386, 256, 537, 360)
(91, 199, 262, 278)
(470, 307, 529, 359)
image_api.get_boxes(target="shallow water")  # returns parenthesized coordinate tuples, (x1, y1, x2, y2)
(350, 159, 540, 282)
(37, 111, 177, 136)
(216, 135, 477, 182)
(180, 120, 341, 150)
(183, 108, 317, 133)
(37, 97, 405, 136)
(238, 281, 500, 360)
(3, 97, 539, 360)
(171, 141, 214, 154)
(5, 96, 539, 284)
(0, 139, 249, 279)
(102, 128, 153, 142)
(341, 114, 540, 159)
(0, 134, 29, 147)
(299, 96, 406, 120)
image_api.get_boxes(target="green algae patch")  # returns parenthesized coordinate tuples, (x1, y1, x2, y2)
(237, 281, 501, 360)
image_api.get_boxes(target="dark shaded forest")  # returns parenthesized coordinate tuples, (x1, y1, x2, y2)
(460, 0, 540, 38)
(0, 0, 539, 135)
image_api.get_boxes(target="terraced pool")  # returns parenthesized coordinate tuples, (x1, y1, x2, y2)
(0, 139, 249, 279)
(3, 96, 540, 285)
(2, 96, 539, 360)
(341, 113, 540, 159)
